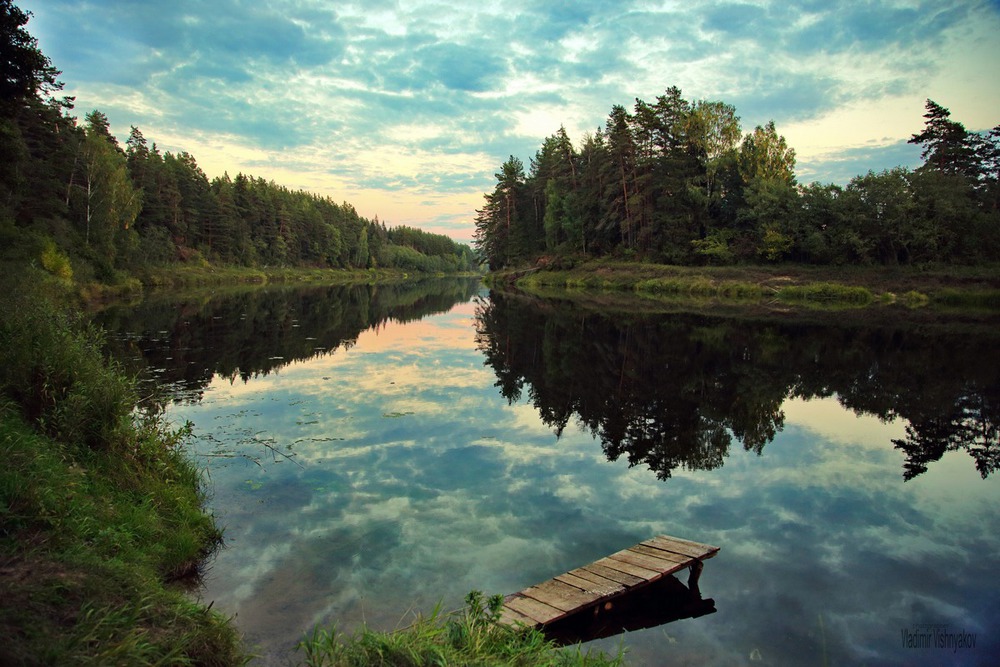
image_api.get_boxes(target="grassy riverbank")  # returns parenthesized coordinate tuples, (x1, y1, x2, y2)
(488, 259, 1000, 310)
(0, 270, 622, 666)
(136, 265, 471, 288)
(298, 592, 623, 666)
(0, 273, 246, 664)
(78, 263, 479, 303)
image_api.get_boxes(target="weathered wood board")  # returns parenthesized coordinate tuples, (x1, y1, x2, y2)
(500, 535, 719, 629)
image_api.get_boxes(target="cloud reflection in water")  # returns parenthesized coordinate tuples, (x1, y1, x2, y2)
(147, 293, 1000, 666)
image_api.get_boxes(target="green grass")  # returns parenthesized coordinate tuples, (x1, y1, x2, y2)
(297, 591, 624, 667)
(634, 276, 764, 300)
(775, 282, 874, 306)
(135, 264, 474, 290)
(931, 288, 1000, 309)
(489, 259, 1000, 312)
(0, 277, 246, 665)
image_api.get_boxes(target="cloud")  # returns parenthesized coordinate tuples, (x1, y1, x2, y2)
(19, 0, 1000, 236)
(416, 43, 507, 92)
(701, 2, 769, 39)
(797, 140, 924, 185)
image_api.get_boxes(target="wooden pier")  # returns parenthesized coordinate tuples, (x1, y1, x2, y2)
(499, 535, 719, 630)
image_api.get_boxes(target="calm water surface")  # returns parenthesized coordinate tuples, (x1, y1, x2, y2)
(97, 281, 1000, 666)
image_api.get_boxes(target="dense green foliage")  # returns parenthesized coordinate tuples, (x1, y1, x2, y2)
(474, 88, 1000, 270)
(0, 3, 475, 289)
(0, 275, 245, 665)
(297, 591, 623, 667)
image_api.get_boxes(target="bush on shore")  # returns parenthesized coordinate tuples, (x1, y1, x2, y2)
(0, 274, 246, 665)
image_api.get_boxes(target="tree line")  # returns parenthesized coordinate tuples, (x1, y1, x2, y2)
(474, 86, 1000, 270)
(0, 1, 476, 284)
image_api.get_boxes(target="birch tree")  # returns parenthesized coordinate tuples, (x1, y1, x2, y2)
(73, 110, 141, 265)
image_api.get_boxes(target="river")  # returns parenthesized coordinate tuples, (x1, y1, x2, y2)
(95, 279, 1000, 665)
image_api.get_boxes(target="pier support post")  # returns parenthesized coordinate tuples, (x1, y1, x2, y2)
(687, 560, 704, 596)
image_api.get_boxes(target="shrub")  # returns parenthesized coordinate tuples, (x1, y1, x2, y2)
(0, 283, 242, 665)
(39, 238, 74, 283)
(900, 290, 930, 308)
(0, 288, 136, 453)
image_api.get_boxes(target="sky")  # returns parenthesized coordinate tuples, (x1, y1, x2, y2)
(19, 1, 1000, 243)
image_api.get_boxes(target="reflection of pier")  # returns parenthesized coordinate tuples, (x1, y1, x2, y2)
(500, 535, 719, 635)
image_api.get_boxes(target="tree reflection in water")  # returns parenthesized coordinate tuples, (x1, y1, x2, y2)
(474, 291, 1000, 481)
(95, 278, 481, 405)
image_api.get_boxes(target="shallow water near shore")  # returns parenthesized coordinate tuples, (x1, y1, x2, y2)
(96, 280, 1000, 665)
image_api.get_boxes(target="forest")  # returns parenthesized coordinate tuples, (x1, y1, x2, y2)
(473, 88, 1000, 270)
(0, 2, 477, 287)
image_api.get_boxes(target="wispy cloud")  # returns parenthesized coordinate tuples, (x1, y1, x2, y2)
(20, 0, 1000, 241)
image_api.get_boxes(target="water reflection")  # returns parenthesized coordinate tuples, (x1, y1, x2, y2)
(93, 283, 1000, 665)
(95, 278, 481, 404)
(543, 574, 716, 646)
(474, 291, 1000, 481)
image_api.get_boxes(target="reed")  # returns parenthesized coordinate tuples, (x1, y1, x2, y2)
(297, 591, 624, 667)
(931, 288, 1000, 309)
(775, 282, 874, 305)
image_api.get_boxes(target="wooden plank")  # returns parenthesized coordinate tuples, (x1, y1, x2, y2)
(562, 567, 630, 592)
(555, 571, 625, 597)
(643, 535, 719, 560)
(499, 535, 720, 629)
(630, 543, 692, 565)
(593, 555, 661, 581)
(658, 534, 720, 554)
(643, 535, 720, 560)
(522, 579, 601, 612)
(608, 547, 687, 574)
(504, 595, 564, 625)
(577, 563, 646, 588)
(553, 571, 597, 590)
(609, 547, 689, 575)
(498, 605, 538, 628)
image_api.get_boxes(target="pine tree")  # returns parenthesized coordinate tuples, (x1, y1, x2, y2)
(908, 99, 978, 179)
